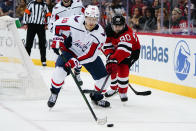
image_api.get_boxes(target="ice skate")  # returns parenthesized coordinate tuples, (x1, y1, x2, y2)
(92, 99, 110, 108)
(119, 93, 128, 102)
(47, 93, 58, 108)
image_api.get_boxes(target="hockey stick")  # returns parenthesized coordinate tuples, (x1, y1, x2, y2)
(59, 50, 107, 125)
(129, 83, 151, 96)
(82, 89, 96, 94)
(84, 82, 152, 96)
(84, 81, 152, 96)
(82, 74, 110, 94)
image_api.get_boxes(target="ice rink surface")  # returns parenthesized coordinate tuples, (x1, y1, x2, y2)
(0, 66, 196, 131)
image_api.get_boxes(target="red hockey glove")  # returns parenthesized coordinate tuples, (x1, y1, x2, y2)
(106, 59, 118, 74)
(65, 58, 79, 69)
(51, 37, 64, 55)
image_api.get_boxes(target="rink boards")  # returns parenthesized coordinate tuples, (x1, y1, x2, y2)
(18, 29, 196, 98)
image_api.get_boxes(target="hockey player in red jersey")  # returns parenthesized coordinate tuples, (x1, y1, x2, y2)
(102, 15, 140, 102)
(47, 5, 110, 108)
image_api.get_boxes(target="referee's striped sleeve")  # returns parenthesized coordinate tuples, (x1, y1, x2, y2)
(23, 1, 32, 24)
(45, 4, 51, 25)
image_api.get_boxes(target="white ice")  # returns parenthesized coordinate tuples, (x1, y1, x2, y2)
(0, 66, 196, 131)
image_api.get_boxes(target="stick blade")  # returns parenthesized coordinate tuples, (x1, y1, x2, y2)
(137, 91, 152, 96)
(97, 116, 107, 125)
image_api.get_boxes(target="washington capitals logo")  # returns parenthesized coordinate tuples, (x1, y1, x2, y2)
(74, 16, 80, 23)
(174, 40, 190, 81)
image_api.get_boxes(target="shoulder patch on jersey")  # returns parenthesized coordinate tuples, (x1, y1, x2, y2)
(62, 18, 69, 23)
(74, 16, 80, 23)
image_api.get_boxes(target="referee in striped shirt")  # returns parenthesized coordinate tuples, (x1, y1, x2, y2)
(23, 0, 51, 66)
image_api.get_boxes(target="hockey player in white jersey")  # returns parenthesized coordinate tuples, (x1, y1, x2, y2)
(49, 0, 84, 31)
(47, 5, 110, 108)
(49, 0, 85, 86)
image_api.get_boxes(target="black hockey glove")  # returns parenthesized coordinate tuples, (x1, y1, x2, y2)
(64, 35, 72, 49)
(106, 58, 118, 75)
(129, 49, 140, 67)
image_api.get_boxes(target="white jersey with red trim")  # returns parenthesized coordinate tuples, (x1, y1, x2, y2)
(49, 0, 84, 32)
(53, 15, 106, 65)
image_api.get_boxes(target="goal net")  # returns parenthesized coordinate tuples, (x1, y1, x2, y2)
(0, 16, 49, 100)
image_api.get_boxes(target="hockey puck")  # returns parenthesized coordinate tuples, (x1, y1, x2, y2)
(107, 123, 114, 127)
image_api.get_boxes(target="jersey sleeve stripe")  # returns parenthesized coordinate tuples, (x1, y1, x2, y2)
(102, 43, 114, 50)
(117, 42, 132, 54)
(55, 25, 70, 36)
(118, 44, 132, 52)
(103, 45, 114, 50)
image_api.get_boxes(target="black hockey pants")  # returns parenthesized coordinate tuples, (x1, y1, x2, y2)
(25, 24, 46, 62)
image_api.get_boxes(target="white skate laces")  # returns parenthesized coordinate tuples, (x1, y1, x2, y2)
(94, 99, 110, 107)
(97, 100, 107, 106)
(49, 93, 58, 103)
(48, 93, 58, 108)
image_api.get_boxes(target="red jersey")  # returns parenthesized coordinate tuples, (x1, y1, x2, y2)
(171, 18, 193, 34)
(102, 24, 140, 63)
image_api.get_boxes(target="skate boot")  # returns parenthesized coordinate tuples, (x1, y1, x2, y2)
(90, 91, 110, 108)
(93, 99, 110, 108)
(119, 93, 128, 102)
(47, 93, 58, 108)
(105, 89, 118, 97)
(42, 62, 47, 66)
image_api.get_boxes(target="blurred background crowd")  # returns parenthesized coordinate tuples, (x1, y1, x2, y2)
(0, 0, 195, 35)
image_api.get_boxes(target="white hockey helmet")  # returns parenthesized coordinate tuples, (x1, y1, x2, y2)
(84, 5, 100, 18)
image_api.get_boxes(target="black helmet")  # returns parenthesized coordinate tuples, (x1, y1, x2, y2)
(111, 15, 125, 25)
